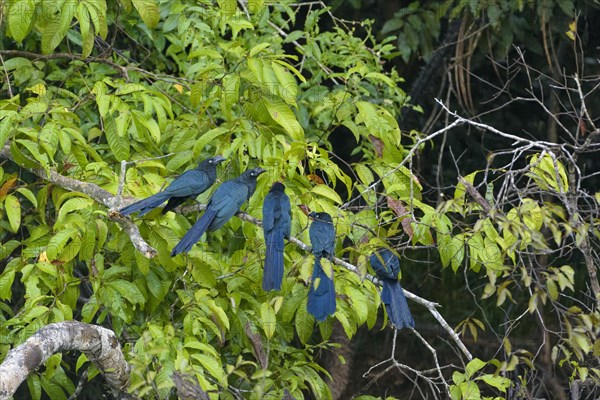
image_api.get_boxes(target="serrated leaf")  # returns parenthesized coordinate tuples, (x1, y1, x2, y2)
(132, 0, 160, 28)
(5, 194, 21, 233)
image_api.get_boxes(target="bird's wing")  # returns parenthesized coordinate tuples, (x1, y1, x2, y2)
(208, 181, 249, 231)
(309, 220, 335, 256)
(370, 251, 399, 280)
(162, 170, 211, 197)
(262, 193, 277, 233)
(280, 194, 292, 237)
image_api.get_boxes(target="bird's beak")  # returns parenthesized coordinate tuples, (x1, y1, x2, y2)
(307, 211, 317, 219)
(255, 168, 267, 175)
(214, 155, 226, 163)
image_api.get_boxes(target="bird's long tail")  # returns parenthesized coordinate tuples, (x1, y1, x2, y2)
(171, 209, 217, 256)
(262, 229, 284, 291)
(120, 192, 169, 216)
(384, 280, 415, 330)
(161, 196, 187, 215)
(307, 257, 336, 321)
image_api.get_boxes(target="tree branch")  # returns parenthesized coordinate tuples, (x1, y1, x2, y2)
(0, 144, 158, 258)
(0, 148, 471, 360)
(0, 321, 134, 400)
(233, 211, 473, 360)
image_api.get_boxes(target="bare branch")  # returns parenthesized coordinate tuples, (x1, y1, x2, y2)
(237, 212, 473, 360)
(0, 321, 134, 400)
(0, 144, 158, 258)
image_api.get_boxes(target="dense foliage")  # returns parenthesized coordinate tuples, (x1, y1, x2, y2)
(0, 0, 599, 399)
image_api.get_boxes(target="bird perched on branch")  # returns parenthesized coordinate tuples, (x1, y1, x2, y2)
(369, 248, 414, 330)
(307, 211, 336, 321)
(262, 182, 291, 291)
(171, 167, 266, 256)
(119, 155, 226, 216)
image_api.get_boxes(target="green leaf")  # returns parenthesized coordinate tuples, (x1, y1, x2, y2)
(27, 374, 42, 400)
(465, 358, 486, 379)
(192, 354, 227, 386)
(77, 4, 94, 57)
(249, 43, 270, 57)
(192, 127, 230, 157)
(478, 374, 511, 392)
(0, 270, 16, 300)
(263, 97, 304, 141)
(218, 0, 237, 16)
(311, 184, 343, 205)
(355, 164, 374, 185)
(56, 197, 93, 225)
(47, 227, 79, 261)
(41, 0, 76, 54)
(248, 0, 264, 13)
(104, 114, 129, 161)
(546, 278, 559, 301)
(4, 194, 21, 233)
(438, 234, 465, 272)
(261, 301, 276, 339)
(272, 61, 298, 106)
(295, 299, 314, 344)
(109, 280, 145, 305)
(16, 187, 38, 207)
(208, 300, 230, 331)
(132, 0, 160, 28)
(9, 0, 36, 43)
(85, 0, 108, 38)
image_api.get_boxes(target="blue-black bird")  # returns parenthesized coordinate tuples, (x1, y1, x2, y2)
(369, 248, 415, 330)
(171, 167, 266, 256)
(119, 155, 226, 216)
(262, 182, 292, 291)
(307, 211, 336, 321)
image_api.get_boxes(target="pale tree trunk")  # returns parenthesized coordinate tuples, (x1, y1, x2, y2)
(0, 321, 134, 400)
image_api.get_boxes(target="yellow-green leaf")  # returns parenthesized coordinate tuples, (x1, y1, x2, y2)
(132, 0, 160, 28)
(311, 185, 343, 205)
(9, 0, 36, 43)
(5, 194, 21, 233)
(263, 97, 304, 141)
(261, 302, 276, 339)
